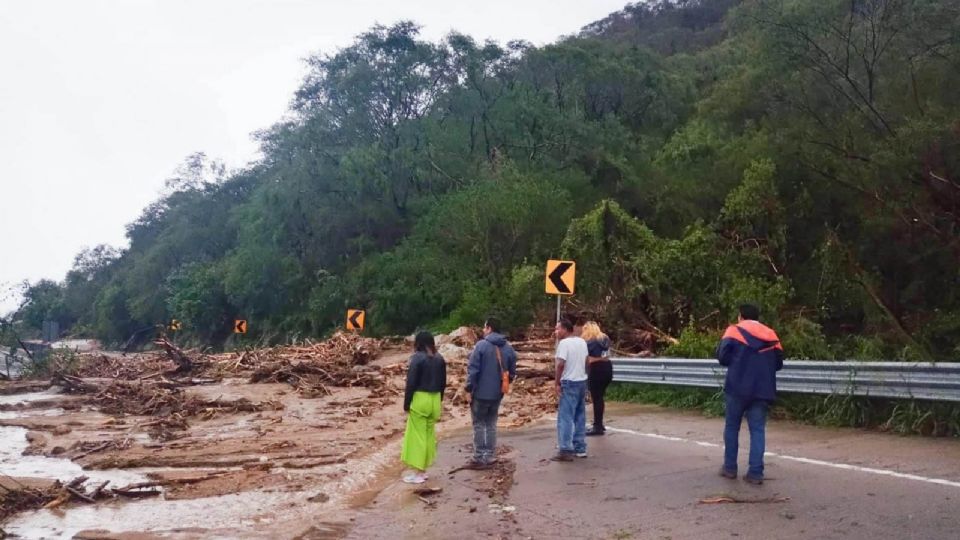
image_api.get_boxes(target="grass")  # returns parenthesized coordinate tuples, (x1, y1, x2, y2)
(607, 383, 960, 437)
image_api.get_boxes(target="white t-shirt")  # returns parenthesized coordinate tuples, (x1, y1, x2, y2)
(556, 336, 589, 382)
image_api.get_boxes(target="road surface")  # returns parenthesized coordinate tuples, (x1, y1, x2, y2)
(349, 402, 960, 539)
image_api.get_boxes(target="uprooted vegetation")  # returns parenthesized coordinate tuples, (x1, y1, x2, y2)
(0, 328, 562, 530)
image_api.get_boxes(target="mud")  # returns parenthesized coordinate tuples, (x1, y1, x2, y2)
(0, 330, 559, 538)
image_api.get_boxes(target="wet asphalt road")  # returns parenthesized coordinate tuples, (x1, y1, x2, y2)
(349, 403, 960, 540)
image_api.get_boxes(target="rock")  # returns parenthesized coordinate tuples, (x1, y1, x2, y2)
(438, 327, 479, 347)
(308, 492, 330, 503)
(23, 431, 48, 456)
(52, 425, 72, 436)
(50, 446, 66, 455)
(438, 343, 469, 359)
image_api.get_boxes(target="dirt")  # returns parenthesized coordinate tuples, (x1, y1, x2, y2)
(0, 329, 559, 538)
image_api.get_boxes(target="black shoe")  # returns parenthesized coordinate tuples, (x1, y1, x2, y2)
(586, 426, 605, 437)
(743, 474, 763, 485)
(550, 452, 575, 462)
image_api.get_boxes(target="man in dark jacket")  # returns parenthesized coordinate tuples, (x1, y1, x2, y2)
(717, 304, 784, 485)
(465, 317, 517, 467)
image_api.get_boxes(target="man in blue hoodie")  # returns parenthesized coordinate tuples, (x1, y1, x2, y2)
(465, 317, 517, 468)
(717, 304, 784, 485)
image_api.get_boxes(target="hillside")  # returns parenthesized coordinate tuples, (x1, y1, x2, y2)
(7, 0, 960, 361)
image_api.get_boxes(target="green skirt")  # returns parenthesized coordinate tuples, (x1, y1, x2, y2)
(401, 391, 442, 471)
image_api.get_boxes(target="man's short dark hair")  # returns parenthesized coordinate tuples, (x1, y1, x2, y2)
(484, 317, 501, 333)
(558, 318, 575, 332)
(739, 304, 760, 321)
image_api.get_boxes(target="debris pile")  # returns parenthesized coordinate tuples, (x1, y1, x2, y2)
(1, 472, 240, 520)
(49, 374, 282, 439)
(448, 445, 517, 501)
(0, 478, 57, 522)
(87, 380, 278, 418)
(223, 333, 389, 397)
(442, 354, 558, 426)
(53, 351, 176, 380)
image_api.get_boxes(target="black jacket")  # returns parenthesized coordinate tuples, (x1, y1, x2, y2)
(404, 351, 447, 411)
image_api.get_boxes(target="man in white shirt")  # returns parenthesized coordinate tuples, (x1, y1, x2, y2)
(552, 317, 589, 462)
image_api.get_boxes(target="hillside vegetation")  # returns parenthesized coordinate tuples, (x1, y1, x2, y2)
(9, 0, 960, 361)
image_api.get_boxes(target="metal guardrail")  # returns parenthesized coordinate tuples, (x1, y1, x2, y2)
(612, 358, 960, 402)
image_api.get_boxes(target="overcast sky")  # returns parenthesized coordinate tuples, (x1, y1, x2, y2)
(0, 0, 627, 313)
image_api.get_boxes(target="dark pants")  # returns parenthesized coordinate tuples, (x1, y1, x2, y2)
(723, 393, 769, 478)
(588, 361, 613, 430)
(470, 397, 501, 464)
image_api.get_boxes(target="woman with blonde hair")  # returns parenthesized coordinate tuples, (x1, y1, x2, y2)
(582, 321, 612, 436)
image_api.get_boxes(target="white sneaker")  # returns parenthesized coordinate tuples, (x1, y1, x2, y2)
(402, 473, 427, 484)
(576, 452, 588, 458)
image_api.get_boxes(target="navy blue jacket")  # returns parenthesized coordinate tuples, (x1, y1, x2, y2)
(466, 333, 518, 401)
(587, 336, 611, 358)
(717, 320, 784, 402)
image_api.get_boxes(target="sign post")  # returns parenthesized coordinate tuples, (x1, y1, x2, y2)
(545, 260, 576, 324)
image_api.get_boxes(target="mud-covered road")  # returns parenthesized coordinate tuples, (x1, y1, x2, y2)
(2, 332, 959, 539)
(0, 331, 558, 539)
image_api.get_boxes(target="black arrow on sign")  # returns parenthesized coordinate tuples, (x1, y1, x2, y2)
(235, 320, 246, 333)
(548, 262, 573, 294)
(349, 311, 363, 329)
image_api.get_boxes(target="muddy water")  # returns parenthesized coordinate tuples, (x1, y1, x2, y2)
(0, 376, 411, 538)
(5, 438, 406, 539)
(6, 490, 307, 539)
(1, 389, 147, 484)
(0, 388, 62, 406)
(0, 426, 148, 485)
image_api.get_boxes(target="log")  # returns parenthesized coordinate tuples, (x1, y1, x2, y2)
(90, 481, 110, 499)
(153, 338, 193, 372)
(73, 441, 113, 460)
(66, 486, 95, 503)
(66, 476, 88, 489)
(515, 366, 555, 379)
(43, 492, 70, 509)
(112, 488, 162, 498)
(116, 471, 231, 491)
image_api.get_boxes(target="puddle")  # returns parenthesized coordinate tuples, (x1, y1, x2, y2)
(4, 489, 308, 540)
(0, 426, 147, 486)
(3, 436, 401, 539)
(0, 408, 64, 420)
(0, 388, 61, 406)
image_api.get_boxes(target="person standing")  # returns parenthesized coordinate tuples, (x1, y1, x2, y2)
(582, 321, 613, 436)
(465, 317, 517, 468)
(717, 304, 784, 485)
(401, 331, 447, 484)
(552, 317, 589, 462)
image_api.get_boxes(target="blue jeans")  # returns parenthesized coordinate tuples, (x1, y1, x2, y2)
(723, 393, 769, 478)
(471, 397, 501, 464)
(557, 380, 587, 454)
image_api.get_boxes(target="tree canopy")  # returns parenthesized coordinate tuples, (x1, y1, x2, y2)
(10, 0, 960, 360)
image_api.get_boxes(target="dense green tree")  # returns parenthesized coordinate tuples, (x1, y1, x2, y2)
(14, 3, 960, 359)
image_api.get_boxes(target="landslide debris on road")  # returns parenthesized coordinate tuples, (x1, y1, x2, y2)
(0, 328, 558, 535)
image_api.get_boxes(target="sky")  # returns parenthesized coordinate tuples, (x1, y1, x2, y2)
(0, 0, 628, 313)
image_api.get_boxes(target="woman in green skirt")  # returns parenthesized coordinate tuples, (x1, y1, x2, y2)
(401, 331, 447, 484)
